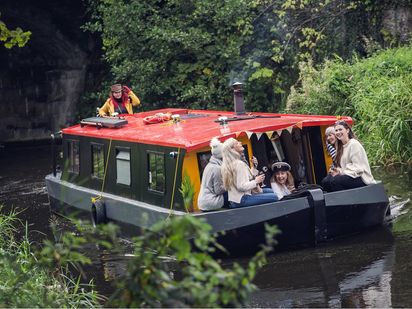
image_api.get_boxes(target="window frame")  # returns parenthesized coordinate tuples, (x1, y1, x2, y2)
(67, 139, 80, 175)
(91, 142, 105, 180)
(147, 151, 165, 194)
(115, 147, 131, 187)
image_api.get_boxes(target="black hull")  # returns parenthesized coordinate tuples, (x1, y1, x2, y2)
(215, 207, 314, 255)
(46, 174, 389, 254)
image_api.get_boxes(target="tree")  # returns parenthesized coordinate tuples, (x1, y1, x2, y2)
(0, 12, 31, 48)
(84, 0, 397, 111)
(84, 0, 258, 110)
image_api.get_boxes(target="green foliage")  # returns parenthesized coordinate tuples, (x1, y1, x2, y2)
(84, 0, 258, 109)
(0, 205, 280, 307)
(0, 206, 20, 248)
(0, 12, 31, 48)
(287, 45, 412, 165)
(179, 172, 195, 211)
(0, 209, 102, 307)
(109, 216, 279, 307)
(83, 0, 408, 112)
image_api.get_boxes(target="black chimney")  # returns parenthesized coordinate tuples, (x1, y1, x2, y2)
(232, 82, 245, 115)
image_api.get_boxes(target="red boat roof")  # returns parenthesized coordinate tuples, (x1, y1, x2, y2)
(62, 108, 352, 151)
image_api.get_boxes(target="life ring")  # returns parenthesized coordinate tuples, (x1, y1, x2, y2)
(143, 112, 172, 125)
(91, 199, 107, 226)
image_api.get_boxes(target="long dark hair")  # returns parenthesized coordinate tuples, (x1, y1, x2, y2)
(334, 120, 356, 166)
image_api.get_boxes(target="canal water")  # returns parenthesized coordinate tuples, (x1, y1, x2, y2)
(1, 144, 411, 307)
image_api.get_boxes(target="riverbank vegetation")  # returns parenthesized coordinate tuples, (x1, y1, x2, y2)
(109, 216, 278, 307)
(82, 0, 412, 166)
(287, 45, 412, 165)
(0, 207, 102, 307)
(0, 207, 278, 307)
(83, 0, 406, 111)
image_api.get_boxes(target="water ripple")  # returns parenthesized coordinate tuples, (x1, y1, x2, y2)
(386, 195, 410, 222)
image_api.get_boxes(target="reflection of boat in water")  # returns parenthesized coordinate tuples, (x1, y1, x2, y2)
(249, 227, 395, 307)
(45, 83, 389, 253)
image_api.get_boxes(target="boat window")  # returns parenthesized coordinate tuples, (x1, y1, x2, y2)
(67, 140, 80, 174)
(116, 148, 131, 186)
(91, 143, 105, 179)
(147, 152, 165, 193)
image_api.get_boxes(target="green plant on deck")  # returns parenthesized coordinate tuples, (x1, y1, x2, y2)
(109, 215, 279, 308)
(179, 172, 195, 212)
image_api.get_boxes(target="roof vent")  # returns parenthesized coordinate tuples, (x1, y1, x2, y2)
(232, 82, 245, 115)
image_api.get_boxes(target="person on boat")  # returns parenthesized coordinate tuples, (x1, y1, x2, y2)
(198, 137, 228, 211)
(325, 126, 338, 164)
(321, 120, 376, 192)
(98, 84, 141, 117)
(221, 138, 278, 208)
(270, 162, 296, 200)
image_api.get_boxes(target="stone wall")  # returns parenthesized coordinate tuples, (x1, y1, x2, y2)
(0, 0, 99, 142)
(383, 6, 412, 43)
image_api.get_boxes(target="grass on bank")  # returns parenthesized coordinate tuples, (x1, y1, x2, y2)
(0, 207, 103, 308)
(286, 45, 412, 165)
(0, 206, 279, 307)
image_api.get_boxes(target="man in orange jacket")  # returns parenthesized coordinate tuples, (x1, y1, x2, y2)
(98, 84, 141, 116)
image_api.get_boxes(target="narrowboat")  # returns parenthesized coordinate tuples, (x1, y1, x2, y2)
(45, 84, 389, 253)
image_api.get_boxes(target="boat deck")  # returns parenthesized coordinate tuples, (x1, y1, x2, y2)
(62, 108, 351, 151)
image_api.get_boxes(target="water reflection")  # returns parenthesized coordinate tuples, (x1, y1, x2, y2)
(249, 228, 395, 307)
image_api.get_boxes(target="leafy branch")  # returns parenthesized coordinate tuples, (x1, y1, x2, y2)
(0, 12, 31, 48)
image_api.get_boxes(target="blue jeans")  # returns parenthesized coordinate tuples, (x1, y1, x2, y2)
(229, 192, 278, 208)
(262, 187, 274, 194)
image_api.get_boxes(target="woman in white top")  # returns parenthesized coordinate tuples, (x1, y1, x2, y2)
(221, 138, 278, 208)
(270, 162, 295, 200)
(321, 120, 376, 192)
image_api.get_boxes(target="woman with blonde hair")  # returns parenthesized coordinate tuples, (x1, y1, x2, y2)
(221, 138, 278, 208)
(270, 162, 295, 200)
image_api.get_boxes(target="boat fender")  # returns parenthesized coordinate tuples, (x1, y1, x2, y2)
(306, 189, 327, 245)
(91, 199, 107, 226)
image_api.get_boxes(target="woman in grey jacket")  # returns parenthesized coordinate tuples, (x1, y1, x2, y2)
(198, 138, 228, 211)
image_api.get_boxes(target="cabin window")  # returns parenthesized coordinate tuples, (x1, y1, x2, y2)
(67, 140, 80, 174)
(91, 143, 105, 179)
(147, 152, 165, 193)
(116, 148, 131, 186)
